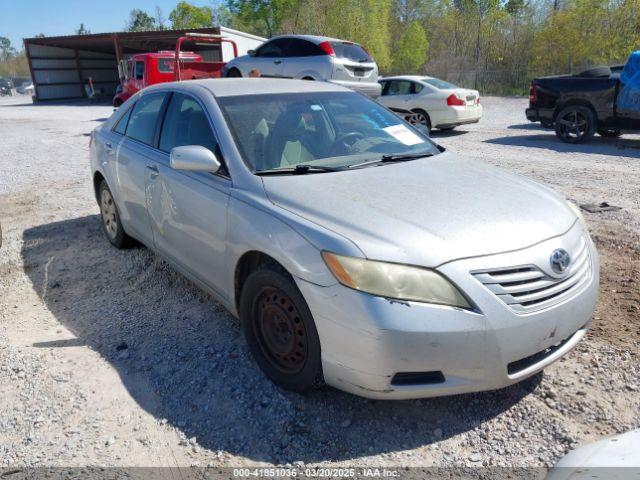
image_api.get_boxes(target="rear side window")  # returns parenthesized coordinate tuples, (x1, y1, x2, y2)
(423, 77, 458, 90)
(286, 39, 324, 57)
(330, 42, 372, 62)
(113, 106, 133, 135)
(126, 93, 166, 146)
(159, 93, 217, 153)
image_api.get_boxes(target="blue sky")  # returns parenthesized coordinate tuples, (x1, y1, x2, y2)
(1, 0, 219, 49)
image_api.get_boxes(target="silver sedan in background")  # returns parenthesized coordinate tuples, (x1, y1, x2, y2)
(90, 78, 598, 399)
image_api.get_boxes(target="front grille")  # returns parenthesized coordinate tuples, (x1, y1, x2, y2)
(472, 236, 591, 313)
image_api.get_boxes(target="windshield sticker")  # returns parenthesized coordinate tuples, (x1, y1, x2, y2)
(310, 104, 323, 111)
(382, 124, 424, 146)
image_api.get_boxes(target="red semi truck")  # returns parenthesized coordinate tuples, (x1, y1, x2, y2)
(113, 33, 238, 107)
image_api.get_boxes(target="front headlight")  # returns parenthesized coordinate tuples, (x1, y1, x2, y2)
(567, 201, 586, 225)
(322, 252, 471, 309)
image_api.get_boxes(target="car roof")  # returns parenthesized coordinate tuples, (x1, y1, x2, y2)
(269, 34, 359, 45)
(144, 78, 351, 97)
(380, 75, 433, 82)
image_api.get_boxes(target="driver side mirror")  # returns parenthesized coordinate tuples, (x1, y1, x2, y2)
(170, 145, 221, 173)
(248, 49, 256, 57)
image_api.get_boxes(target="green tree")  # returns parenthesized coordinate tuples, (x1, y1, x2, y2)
(392, 20, 428, 73)
(169, 1, 213, 29)
(226, 0, 300, 37)
(0, 37, 16, 62)
(126, 9, 156, 31)
(75, 23, 90, 35)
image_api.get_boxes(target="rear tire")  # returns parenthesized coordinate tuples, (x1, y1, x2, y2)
(597, 129, 622, 138)
(409, 109, 432, 132)
(226, 68, 242, 78)
(554, 106, 596, 144)
(240, 265, 323, 392)
(98, 181, 133, 249)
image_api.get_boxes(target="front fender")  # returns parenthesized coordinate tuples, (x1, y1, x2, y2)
(225, 190, 364, 313)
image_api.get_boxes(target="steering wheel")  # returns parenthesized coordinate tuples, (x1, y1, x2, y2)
(330, 132, 365, 156)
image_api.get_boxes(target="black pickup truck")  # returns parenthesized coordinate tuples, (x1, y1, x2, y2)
(526, 64, 640, 143)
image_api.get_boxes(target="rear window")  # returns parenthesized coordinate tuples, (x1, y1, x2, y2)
(423, 77, 458, 90)
(331, 42, 372, 63)
(157, 59, 174, 73)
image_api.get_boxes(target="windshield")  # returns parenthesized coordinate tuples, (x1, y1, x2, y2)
(217, 92, 438, 173)
(423, 77, 459, 90)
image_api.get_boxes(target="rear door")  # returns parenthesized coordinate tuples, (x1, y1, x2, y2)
(145, 92, 231, 299)
(330, 41, 378, 83)
(249, 38, 289, 78)
(114, 92, 168, 244)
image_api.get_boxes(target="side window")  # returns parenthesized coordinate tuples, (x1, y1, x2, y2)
(113, 105, 133, 135)
(159, 93, 217, 153)
(256, 38, 289, 58)
(412, 82, 424, 94)
(126, 93, 166, 146)
(134, 61, 144, 80)
(379, 81, 388, 96)
(286, 39, 323, 57)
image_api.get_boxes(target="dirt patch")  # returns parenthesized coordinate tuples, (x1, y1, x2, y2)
(589, 222, 640, 349)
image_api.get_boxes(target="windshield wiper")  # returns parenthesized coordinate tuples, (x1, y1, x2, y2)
(255, 164, 345, 176)
(379, 152, 435, 163)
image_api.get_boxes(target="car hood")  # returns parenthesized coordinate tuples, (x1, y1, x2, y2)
(262, 151, 576, 267)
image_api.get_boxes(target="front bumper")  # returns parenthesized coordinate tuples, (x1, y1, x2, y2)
(297, 222, 599, 399)
(329, 79, 382, 98)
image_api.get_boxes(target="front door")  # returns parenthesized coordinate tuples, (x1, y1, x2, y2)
(114, 92, 167, 244)
(145, 92, 231, 299)
(378, 79, 415, 110)
(250, 38, 289, 78)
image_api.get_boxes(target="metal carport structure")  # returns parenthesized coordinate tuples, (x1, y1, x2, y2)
(23, 28, 224, 102)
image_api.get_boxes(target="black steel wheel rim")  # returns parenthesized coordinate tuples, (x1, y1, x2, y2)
(252, 287, 308, 374)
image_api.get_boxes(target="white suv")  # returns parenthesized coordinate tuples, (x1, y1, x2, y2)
(223, 34, 381, 97)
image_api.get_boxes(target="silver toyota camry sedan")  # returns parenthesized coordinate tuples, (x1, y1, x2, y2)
(90, 78, 599, 399)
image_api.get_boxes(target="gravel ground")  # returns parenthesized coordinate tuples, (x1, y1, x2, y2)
(0, 94, 638, 472)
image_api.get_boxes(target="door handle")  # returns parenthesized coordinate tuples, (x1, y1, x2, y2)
(273, 60, 282, 65)
(104, 142, 113, 152)
(146, 164, 159, 178)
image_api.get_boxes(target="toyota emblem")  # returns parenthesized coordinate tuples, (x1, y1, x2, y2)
(550, 249, 571, 274)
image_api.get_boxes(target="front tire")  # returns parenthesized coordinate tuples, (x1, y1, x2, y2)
(98, 181, 132, 249)
(226, 68, 242, 78)
(240, 265, 323, 392)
